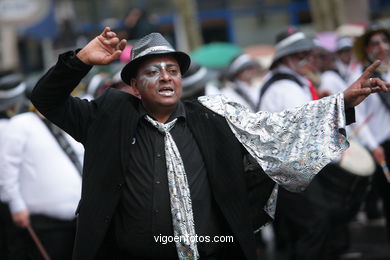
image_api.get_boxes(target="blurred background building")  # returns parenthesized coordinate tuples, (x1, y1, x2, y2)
(1, 0, 390, 76)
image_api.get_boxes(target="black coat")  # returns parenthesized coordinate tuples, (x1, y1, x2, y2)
(31, 51, 275, 260)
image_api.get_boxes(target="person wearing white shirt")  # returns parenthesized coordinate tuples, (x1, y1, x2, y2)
(259, 27, 348, 260)
(221, 53, 264, 112)
(335, 37, 363, 85)
(0, 108, 83, 260)
(351, 24, 390, 241)
(259, 65, 313, 112)
(0, 72, 26, 260)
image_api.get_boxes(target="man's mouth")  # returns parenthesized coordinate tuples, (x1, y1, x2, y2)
(158, 87, 175, 97)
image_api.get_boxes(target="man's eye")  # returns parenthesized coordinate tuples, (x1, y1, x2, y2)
(146, 70, 159, 77)
(168, 69, 179, 76)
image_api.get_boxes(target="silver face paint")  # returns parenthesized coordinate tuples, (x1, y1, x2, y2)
(138, 62, 182, 97)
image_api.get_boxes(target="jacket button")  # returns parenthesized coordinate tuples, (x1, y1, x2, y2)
(104, 216, 110, 223)
(116, 183, 123, 190)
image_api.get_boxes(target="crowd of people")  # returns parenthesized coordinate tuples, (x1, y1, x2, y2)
(0, 18, 390, 260)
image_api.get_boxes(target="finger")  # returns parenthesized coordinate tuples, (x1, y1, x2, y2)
(112, 50, 123, 60)
(118, 39, 127, 51)
(370, 86, 387, 93)
(103, 37, 119, 47)
(106, 31, 117, 38)
(102, 50, 122, 64)
(376, 80, 390, 92)
(101, 27, 111, 37)
(369, 78, 390, 92)
(359, 60, 381, 80)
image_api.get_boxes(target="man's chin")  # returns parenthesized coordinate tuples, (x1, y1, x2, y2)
(158, 97, 180, 107)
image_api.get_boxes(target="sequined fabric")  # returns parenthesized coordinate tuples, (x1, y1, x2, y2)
(145, 116, 199, 260)
(199, 94, 349, 216)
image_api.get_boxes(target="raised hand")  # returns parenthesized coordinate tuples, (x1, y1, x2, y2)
(344, 60, 390, 108)
(76, 27, 127, 65)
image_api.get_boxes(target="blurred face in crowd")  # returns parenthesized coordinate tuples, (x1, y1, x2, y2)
(313, 48, 336, 73)
(337, 48, 353, 65)
(236, 66, 260, 85)
(283, 50, 315, 76)
(365, 32, 390, 62)
(130, 54, 182, 112)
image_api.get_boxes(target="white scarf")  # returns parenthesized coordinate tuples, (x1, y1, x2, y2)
(145, 115, 199, 260)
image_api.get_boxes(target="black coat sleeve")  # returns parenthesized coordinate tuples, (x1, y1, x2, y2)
(30, 50, 99, 144)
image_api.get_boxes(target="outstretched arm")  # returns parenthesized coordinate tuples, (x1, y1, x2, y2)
(344, 60, 390, 108)
(76, 27, 127, 65)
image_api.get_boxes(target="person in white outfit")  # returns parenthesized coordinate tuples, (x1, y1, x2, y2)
(0, 72, 26, 260)
(0, 89, 83, 260)
(335, 36, 363, 84)
(221, 53, 264, 112)
(351, 24, 390, 241)
(259, 27, 357, 260)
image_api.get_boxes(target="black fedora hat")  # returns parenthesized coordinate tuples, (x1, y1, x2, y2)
(121, 33, 191, 84)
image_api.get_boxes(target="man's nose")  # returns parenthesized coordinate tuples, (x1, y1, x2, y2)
(160, 70, 172, 81)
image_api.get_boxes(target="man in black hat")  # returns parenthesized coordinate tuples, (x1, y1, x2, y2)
(30, 27, 389, 260)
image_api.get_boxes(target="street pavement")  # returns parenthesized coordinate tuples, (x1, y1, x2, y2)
(258, 214, 390, 260)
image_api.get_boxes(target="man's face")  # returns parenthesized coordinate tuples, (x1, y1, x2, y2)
(131, 55, 182, 109)
(337, 48, 352, 65)
(365, 32, 390, 61)
(236, 66, 260, 85)
(284, 50, 315, 76)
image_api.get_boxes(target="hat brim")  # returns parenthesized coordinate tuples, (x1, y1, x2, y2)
(270, 38, 315, 69)
(120, 51, 191, 85)
(353, 28, 390, 63)
(227, 60, 261, 81)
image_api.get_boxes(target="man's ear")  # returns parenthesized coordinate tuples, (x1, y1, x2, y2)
(130, 78, 141, 97)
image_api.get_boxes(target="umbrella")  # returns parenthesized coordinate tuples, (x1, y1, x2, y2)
(190, 42, 242, 69)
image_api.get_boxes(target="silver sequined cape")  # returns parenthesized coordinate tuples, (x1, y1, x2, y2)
(198, 93, 349, 218)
